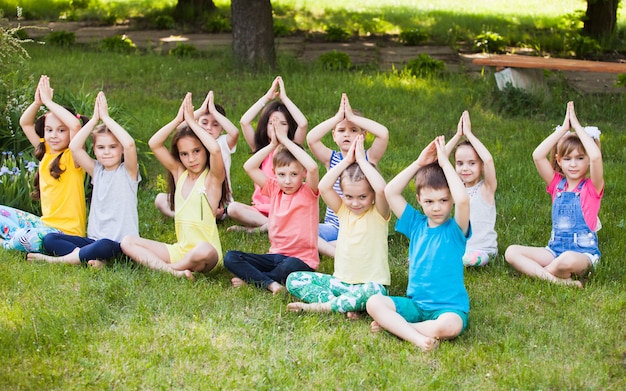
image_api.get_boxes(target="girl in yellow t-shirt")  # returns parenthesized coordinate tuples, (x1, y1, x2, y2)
(1, 75, 87, 253)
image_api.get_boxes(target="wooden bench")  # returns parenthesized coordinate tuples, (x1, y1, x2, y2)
(472, 54, 626, 92)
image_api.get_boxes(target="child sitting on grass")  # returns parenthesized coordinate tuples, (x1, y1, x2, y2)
(366, 136, 470, 352)
(28, 91, 140, 268)
(286, 135, 390, 318)
(306, 93, 388, 257)
(223, 119, 319, 294)
(445, 111, 497, 266)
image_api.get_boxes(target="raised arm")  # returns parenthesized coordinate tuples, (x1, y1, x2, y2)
(436, 136, 469, 235)
(319, 138, 355, 213)
(38, 76, 82, 140)
(385, 139, 437, 218)
(277, 76, 307, 145)
(98, 92, 139, 180)
(243, 138, 276, 189)
(275, 119, 318, 192)
(207, 91, 239, 150)
(240, 78, 279, 150)
(569, 102, 603, 193)
(462, 111, 497, 196)
(306, 95, 344, 167)
(20, 76, 46, 148)
(533, 105, 571, 184)
(444, 112, 464, 158)
(69, 96, 100, 176)
(355, 135, 389, 218)
(344, 94, 388, 164)
(149, 96, 186, 176)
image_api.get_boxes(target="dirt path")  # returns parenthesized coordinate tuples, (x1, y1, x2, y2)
(13, 21, 624, 94)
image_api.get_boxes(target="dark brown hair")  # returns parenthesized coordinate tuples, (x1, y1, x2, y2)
(414, 162, 449, 196)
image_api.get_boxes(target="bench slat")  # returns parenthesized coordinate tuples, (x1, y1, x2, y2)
(473, 54, 626, 73)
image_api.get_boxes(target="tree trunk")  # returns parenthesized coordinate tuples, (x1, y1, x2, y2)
(584, 0, 620, 39)
(231, 0, 275, 71)
(175, 0, 216, 22)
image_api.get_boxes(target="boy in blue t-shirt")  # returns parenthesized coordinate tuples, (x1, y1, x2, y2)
(366, 136, 471, 352)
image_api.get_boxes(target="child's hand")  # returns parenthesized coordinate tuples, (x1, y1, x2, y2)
(268, 122, 279, 146)
(435, 135, 449, 167)
(39, 75, 53, 105)
(335, 93, 347, 120)
(354, 134, 366, 163)
(416, 138, 438, 167)
(201, 91, 211, 113)
(265, 77, 280, 102)
(568, 101, 582, 131)
(97, 91, 109, 119)
(207, 90, 216, 113)
(273, 119, 289, 142)
(344, 94, 355, 120)
(91, 93, 101, 122)
(182, 92, 195, 122)
(277, 76, 287, 101)
(462, 111, 473, 137)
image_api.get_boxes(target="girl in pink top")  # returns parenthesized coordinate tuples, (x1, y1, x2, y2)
(505, 102, 604, 288)
(226, 76, 307, 233)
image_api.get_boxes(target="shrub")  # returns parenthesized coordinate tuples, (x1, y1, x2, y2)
(324, 25, 350, 42)
(99, 35, 136, 53)
(318, 50, 351, 71)
(494, 84, 540, 117)
(399, 28, 429, 46)
(169, 43, 199, 58)
(154, 15, 176, 30)
(565, 33, 602, 58)
(616, 74, 626, 87)
(205, 13, 231, 33)
(403, 54, 446, 78)
(46, 30, 76, 47)
(474, 31, 507, 53)
(274, 20, 293, 37)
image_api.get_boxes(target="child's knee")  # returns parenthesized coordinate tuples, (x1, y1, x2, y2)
(366, 294, 388, 314)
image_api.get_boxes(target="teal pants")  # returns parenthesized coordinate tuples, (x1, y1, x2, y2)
(286, 271, 387, 313)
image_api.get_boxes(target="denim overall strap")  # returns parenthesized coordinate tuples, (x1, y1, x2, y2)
(548, 177, 600, 258)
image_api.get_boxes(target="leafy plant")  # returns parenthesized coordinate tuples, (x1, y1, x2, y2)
(273, 20, 293, 37)
(474, 30, 507, 53)
(46, 30, 76, 47)
(616, 74, 626, 87)
(403, 53, 446, 78)
(98, 35, 136, 53)
(154, 15, 176, 30)
(169, 43, 199, 58)
(494, 83, 541, 117)
(0, 150, 40, 214)
(565, 33, 602, 58)
(318, 50, 351, 71)
(399, 28, 429, 46)
(205, 13, 231, 33)
(324, 25, 350, 42)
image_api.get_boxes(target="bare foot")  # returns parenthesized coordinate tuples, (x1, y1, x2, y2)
(227, 225, 265, 234)
(267, 282, 285, 295)
(346, 311, 362, 320)
(87, 260, 105, 269)
(370, 320, 383, 333)
(287, 302, 305, 313)
(415, 336, 440, 352)
(231, 277, 247, 288)
(183, 270, 195, 281)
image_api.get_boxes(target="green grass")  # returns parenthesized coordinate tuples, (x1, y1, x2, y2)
(1, 15, 626, 391)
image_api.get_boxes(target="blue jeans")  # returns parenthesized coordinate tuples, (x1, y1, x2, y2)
(43, 233, 121, 263)
(224, 250, 314, 289)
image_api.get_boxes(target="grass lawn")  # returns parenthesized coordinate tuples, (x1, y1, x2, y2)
(1, 1, 625, 389)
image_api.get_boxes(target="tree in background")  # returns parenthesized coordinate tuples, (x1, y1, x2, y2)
(231, 0, 275, 70)
(584, 0, 620, 39)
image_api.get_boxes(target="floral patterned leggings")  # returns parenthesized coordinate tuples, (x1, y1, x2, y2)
(286, 271, 387, 313)
(0, 205, 60, 252)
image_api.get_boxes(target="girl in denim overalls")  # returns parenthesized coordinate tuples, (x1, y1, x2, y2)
(505, 102, 603, 288)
